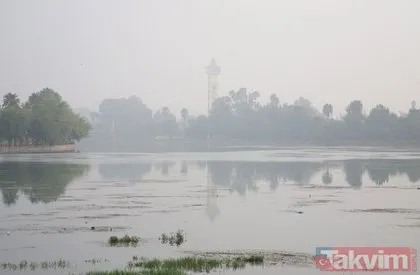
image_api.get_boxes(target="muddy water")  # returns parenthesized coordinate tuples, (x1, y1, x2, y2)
(0, 148, 420, 274)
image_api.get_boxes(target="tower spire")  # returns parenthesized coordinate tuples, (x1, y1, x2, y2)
(205, 58, 221, 114)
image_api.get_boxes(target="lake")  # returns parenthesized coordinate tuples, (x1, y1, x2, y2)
(0, 147, 419, 274)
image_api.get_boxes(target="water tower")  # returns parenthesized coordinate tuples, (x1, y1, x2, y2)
(205, 58, 221, 114)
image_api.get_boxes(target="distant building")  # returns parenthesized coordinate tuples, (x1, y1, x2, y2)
(206, 58, 221, 114)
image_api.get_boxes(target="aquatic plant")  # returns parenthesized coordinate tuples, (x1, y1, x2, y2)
(0, 259, 70, 270)
(130, 257, 219, 273)
(129, 255, 264, 273)
(87, 271, 137, 275)
(108, 235, 140, 246)
(242, 255, 264, 264)
(85, 258, 109, 264)
(159, 230, 185, 246)
(87, 269, 186, 275)
(139, 269, 186, 275)
(89, 254, 264, 275)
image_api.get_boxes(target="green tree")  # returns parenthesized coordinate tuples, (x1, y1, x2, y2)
(76, 88, 420, 148)
(98, 95, 153, 135)
(0, 88, 91, 146)
(322, 103, 333, 118)
(345, 100, 364, 122)
(366, 104, 398, 141)
(343, 100, 365, 140)
(0, 104, 29, 146)
(2, 93, 20, 108)
(269, 94, 279, 108)
(153, 107, 178, 137)
(403, 107, 420, 141)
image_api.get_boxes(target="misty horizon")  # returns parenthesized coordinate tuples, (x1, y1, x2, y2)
(1, 0, 420, 116)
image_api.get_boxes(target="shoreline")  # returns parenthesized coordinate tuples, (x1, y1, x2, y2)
(0, 144, 76, 154)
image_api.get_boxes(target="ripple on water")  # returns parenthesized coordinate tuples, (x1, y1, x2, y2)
(291, 199, 342, 207)
(0, 225, 130, 234)
(344, 208, 420, 214)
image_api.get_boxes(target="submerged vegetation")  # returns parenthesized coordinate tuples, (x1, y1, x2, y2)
(87, 269, 186, 275)
(108, 235, 140, 246)
(85, 258, 109, 265)
(0, 89, 91, 147)
(127, 255, 264, 273)
(159, 230, 185, 246)
(0, 259, 70, 271)
(124, 255, 264, 274)
(88, 254, 264, 275)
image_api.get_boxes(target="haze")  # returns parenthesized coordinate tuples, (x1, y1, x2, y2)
(1, 0, 419, 116)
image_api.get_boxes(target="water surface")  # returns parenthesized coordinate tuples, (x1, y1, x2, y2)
(0, 148, 419, 274)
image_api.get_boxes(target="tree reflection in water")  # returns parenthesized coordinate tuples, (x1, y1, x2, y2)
(2, 158, 420, 206)
(0, 162, 90, 206)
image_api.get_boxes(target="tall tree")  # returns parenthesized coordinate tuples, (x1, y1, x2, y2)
(343, 100, 365, 139)
(153, 107, 178, 137)
(345, 100, 364, 119)
(2, 93, 20, 108)
(269, 94, 279, 108)
(322, 103, 333, 118)
(0, 105, 29, 146)
(98, 95, 153, 135)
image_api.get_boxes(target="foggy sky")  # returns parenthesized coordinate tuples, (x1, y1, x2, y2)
(1, 0, 420, 117)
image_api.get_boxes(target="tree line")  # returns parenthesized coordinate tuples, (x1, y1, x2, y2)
(188, 88, 420, 144)
(89, 88, 420, 146)
(0, 88, 91, 146)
